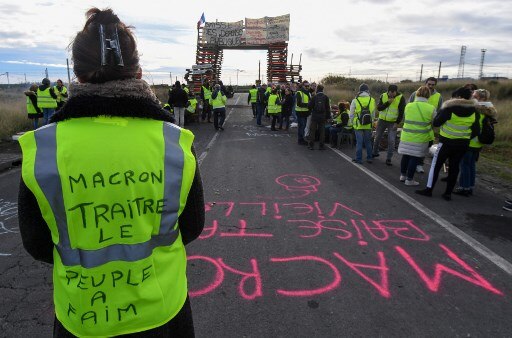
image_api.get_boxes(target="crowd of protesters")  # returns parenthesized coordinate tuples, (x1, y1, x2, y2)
(26, 74, 508, 210)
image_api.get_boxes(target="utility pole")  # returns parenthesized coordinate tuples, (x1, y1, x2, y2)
(6, 72, 9, 88)
(24, 73, 27, 83)
(45, 68, 48, 79)
(170, 72, 172, 84)
(66, 58, 71, 85)
(258, 60, 261, 81)
(437, 62, 442, 80)
(479, 49, 487, 79)
(419, 64, 423, 82)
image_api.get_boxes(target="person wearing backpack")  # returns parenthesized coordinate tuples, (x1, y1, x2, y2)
(454, 88, 497, 196)
(350, 83, 376, 163)
(416, 87, 479, 201)
(373, 84, 406, 165)
(307, 84, 331, 150)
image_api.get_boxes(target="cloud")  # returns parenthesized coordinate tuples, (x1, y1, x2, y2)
(135, 23, 193, 45)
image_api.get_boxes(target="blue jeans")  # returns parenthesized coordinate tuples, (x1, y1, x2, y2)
(256, 103, 265, 125)
(42, 108, 55, 125)
(329, 125, 343, 144)
(297, 115, 307, 143)
(400, 155, 419, 180)
(459, 150, 478, 189)
(354, 129, 373, 161)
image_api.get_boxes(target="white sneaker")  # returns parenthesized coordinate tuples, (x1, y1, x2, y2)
(405, 179, 420, 186)
(400, 175, 406, 182)
(416, 165, 425, 173)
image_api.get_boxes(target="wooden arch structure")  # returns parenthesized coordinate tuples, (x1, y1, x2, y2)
(185, 15, 302, 93)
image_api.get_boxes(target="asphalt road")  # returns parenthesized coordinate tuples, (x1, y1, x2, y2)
(1, 93, 511, 337)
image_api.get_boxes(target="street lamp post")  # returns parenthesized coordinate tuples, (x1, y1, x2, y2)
(236, 69, 244, 88)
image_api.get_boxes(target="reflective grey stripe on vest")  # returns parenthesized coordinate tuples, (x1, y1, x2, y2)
(34, 122, 183, 269)
(404, 120, 430, 126)
(441, 122, 471, 137)
(402, 128, 429, 134)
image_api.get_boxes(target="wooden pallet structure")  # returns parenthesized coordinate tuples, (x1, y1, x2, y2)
(185, 15, 302, 93)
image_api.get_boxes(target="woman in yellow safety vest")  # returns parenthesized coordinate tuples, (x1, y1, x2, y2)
(18, 8, 204, 337)
(416, 86, 479, 201)
(454, 89, 497, 196)
(24, 84, 43, 129)
(397, 86, 436, 186)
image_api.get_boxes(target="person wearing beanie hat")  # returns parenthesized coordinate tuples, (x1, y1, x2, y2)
(37, 77, 57, 125)
(359, 83, 370, 93)
(168, 79, 189, 127)
(416, 86, 480, 201)
(372, 84, 406, 165)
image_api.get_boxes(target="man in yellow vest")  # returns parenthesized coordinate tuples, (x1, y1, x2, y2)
(248, 84, 258, 118)
(200, 79, 213, 123)
(18, 8, 204, 336)
(409, 77, 444, 173)
(210, 83, 227, 131)
(416, 87, 479, 201)
(350, 83, 377, 164)
(54, 79, 69, 111)
(295, 81, 311, 145)
(37, 77, 57, 125)
(373, 84, 406, 165)
(24, 84, 43, 129)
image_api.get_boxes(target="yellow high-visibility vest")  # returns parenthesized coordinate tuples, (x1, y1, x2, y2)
(19, 117, 196, 337)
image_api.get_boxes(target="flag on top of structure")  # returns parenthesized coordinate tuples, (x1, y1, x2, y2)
(197, 13, 206, 29)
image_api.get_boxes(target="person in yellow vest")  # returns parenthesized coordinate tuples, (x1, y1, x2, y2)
(350, 83, 377, 164)
(185, 92, 199, 125)
(397, 86, 436, 186)
(17, 8, 204, 337)
(200, 79, 212, 123)
(409, 77, 444, 173)
(454, 88, 497, 196)
(210, 83, 227, 131)
(295, 81, 311, 145)
(373, 84, 406, 165)
(37, 77, 57, 125)
(54, 79, 69, 110)
(416, 87, 479, 201)
(328, 101, 350, 147)
(267, 87, 282, 131)
(24, 84, 43, 129)
(248, 84, 258, 118)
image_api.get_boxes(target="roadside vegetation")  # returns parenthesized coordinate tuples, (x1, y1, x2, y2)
(1, 78, 510, 187)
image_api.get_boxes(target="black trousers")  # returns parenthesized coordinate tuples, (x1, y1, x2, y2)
(426, 142, 468, 195)
(54, 296, 195, 337)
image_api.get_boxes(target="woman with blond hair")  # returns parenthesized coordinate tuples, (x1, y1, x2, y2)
(397, 86, 436, 186)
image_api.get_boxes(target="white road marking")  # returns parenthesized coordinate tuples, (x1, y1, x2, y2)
(197, 94, 241, 167)
(330, 147, 512, 276)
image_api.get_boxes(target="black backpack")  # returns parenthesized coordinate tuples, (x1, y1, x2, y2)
(313, 93, 328, 118)
(356, 97, 372, 125)
(478, 116, 496, 145)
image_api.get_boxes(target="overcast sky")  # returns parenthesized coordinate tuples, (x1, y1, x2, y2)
(1, 0, 511, 85)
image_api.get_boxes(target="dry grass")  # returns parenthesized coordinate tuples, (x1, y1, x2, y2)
(0, 87, 33, 140)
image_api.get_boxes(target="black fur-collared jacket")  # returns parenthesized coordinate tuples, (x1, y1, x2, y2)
(433, 98, 480, 146)
(18, 79, 205, 264)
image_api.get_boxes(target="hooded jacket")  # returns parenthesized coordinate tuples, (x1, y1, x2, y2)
(433, 98, 480, 146)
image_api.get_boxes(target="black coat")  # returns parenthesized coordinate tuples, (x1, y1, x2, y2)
(168, 87, 189, 107)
